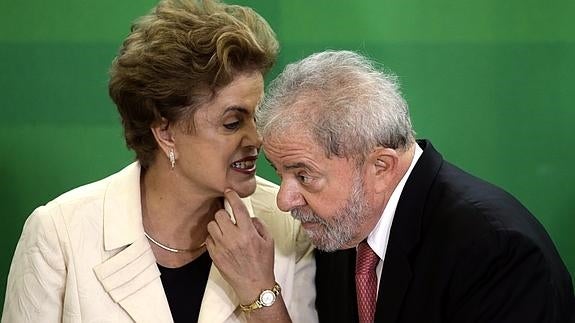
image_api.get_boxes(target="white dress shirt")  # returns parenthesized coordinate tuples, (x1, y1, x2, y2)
(365, 144, 423, 294)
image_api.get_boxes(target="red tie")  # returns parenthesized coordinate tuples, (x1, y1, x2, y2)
(356, 241, 379, 323)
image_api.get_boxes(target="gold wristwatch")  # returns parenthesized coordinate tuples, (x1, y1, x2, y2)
(239, 282, 281, 312)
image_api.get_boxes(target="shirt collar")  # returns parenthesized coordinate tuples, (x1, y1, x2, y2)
(366, 143, 423, 260)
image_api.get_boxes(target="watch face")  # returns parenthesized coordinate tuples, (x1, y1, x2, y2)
(259, 290, 276, 307)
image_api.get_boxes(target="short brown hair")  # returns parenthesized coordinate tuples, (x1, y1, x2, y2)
(109, 0, 278, 168)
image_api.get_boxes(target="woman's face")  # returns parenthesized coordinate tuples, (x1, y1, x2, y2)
(172, 71, 264, 198)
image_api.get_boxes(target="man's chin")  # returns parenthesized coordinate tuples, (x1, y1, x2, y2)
(306, 232, 342, 252)
(313, 242, 341, 253)
(305, 230, 357, 252)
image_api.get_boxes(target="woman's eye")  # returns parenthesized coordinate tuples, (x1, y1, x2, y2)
(223, 120, 240, 130)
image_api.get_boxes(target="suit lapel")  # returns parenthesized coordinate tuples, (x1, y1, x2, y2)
(315, 248, 358, 322)
(375, 247, 412, 322)
(375, 140, 443, 322)
(94, 162, 173, 322)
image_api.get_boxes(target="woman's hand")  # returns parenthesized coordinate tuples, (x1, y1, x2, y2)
(205, 189, 276, 304)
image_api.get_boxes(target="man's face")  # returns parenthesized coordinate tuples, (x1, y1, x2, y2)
(263, 131, 374, 251)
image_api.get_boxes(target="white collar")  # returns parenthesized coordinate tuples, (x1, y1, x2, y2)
(366, 143, 423, 260)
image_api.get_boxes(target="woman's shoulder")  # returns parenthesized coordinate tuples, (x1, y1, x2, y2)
(253, 175, 279, 194)
(250, 176, 314, 264)
(17, 175, 113, 257)
(50, 162, 137, 202)
(250, 176, 284, 216)
(30, 163, 140, 228)
(249, 176, 304, 243)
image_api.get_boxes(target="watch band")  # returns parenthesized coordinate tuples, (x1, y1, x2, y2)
(239, 282, 281, 312)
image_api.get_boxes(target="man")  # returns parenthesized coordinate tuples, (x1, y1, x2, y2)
(257, 50, 574, 322)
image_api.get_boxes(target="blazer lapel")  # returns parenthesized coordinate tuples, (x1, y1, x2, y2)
(375, 140, 443, 322)
(93, 164, 265, 323)
(94, 162, 173, 323)
(197, 264, 241, 323)
(94, 236, 173, 323)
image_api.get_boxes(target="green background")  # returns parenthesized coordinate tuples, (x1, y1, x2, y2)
(1, 0, 573, 310)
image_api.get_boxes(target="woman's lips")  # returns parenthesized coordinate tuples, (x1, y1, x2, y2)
(230, 157, 257, 174)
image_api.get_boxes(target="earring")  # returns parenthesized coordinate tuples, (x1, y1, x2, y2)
(168, 148, 176, 170)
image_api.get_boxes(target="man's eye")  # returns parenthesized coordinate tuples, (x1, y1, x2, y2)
(297, 174, 312, 184)
(224, 121, 240, 130)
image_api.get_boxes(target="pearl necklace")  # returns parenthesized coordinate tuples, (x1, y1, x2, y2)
(144, 231, 206, 253)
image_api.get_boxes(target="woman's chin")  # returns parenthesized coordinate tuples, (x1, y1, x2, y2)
(228, 177, 257, 198)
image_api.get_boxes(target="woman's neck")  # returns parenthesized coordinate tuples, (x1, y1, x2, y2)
(140, 163, 221, 266)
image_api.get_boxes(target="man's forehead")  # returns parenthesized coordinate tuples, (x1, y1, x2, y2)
(263, 139, 320, 166)
(263, 129, 310, 149)
(262, 140, 352, 177)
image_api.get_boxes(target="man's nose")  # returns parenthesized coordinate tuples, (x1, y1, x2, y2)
(276, 180, 306, 212)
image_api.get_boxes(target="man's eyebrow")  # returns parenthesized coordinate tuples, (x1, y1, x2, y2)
(283, 162, 308, 171)
(224, 105, 250, 115)
(264, 156, 308, 172)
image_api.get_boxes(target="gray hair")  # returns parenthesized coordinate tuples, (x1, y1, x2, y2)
(257, 50, 415, 161)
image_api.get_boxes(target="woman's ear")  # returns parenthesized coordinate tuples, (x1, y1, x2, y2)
(150, 117, 176, 158)
(367, 147, 399, 194)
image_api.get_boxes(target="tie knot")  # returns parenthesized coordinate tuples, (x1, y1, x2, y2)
(356, 241, 379, 274)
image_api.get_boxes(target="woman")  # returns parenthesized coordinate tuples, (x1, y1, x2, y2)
(1, 0, 317, 322)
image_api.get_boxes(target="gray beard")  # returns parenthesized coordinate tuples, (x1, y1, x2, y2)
(291, 176, 371, 252)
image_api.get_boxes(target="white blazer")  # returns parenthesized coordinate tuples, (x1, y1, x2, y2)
(2, 163, 317, 323)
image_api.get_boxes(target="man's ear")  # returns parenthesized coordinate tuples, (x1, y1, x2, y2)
(150, 118, 176, 158)
(367, 147, 399, 194)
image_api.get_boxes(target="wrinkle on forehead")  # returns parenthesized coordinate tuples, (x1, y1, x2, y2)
(263, 132, 327, 172)
(263, 129, 312, 154)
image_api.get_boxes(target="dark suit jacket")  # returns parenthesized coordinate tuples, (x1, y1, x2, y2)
(315, 140, 574, 323)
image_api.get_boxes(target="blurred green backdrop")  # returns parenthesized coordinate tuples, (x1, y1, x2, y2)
(1, 0, 573, 310)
